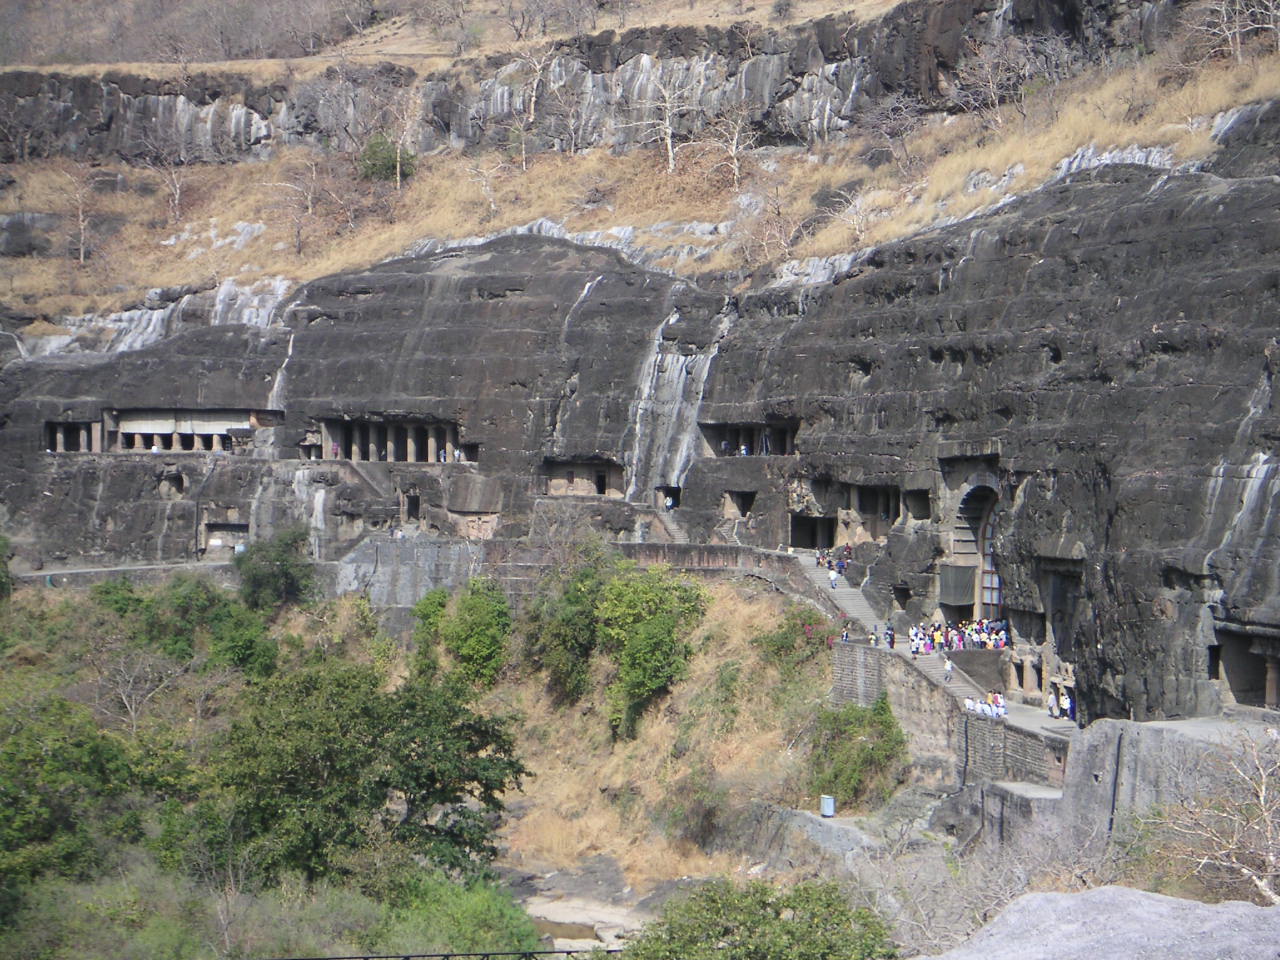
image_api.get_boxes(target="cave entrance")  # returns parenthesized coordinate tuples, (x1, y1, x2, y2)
(790, 514, 836, 550)
(722, 490, 756, 519)
(954, 485, 1002, 619)
(1217, 634, 1268, 706)
(657, 486, 681, 510)
(404, 494, 421, 523)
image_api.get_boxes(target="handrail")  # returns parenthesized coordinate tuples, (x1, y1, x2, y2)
(259, 950, 624, 960)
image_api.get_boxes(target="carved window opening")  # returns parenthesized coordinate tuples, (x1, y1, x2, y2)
(657, 485, 681, 509)
(904, 489, 931, 520)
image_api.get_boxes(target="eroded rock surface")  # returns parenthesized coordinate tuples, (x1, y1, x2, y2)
(918, 886, 1280, 960)
(2, 102, 1279, 727)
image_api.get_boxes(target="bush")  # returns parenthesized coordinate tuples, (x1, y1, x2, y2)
(752, 604, 832, 675)
(0, 534, 12, 603)
(438, 579, 511, 688)
(597, 566, 705, 738)
(622, 878, 894, 960)
(411, 587, 449, 678)
(234, 528, 314, 610)
(529, 563, 610, 703)
(809, 694, 907, 809)
(358, 133, 416, 182)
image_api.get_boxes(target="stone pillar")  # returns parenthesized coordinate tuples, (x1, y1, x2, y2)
(54, 425, 66, 452)
(320, 421, 332, 460)
(1023, 656, 1039, 695)
(427, 428, 438, 463)
(407, 426, 418, 463)
(1266, 656, 1280, 711)
(86, 423, 97, 452)
(444, 426, 455, 463)
(172, 430, 181, 451)
(351, 423, 364, 461)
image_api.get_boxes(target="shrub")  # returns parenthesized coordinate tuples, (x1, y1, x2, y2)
(206, 602, 276, 679)
(597, 566, 705, 738)
(358, 133, 416, 182)
(0, 534, 10, 603)
(751, 604, 832, 675)
(437, 578, 512, 687)
(234, 528, 314, 610)
(411, 587, 449, 678)
(622, 878, 894, 960)
(809, 694, 908, 809)
(529, 563, 609, 703)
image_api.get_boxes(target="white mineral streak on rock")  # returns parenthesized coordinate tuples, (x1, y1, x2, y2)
(26, 276, 292, 356)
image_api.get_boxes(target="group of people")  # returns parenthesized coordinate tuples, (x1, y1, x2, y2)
(818, 546, 855, 589)
(905, 618, 1009, 655)
(964, 690, 1008, 718)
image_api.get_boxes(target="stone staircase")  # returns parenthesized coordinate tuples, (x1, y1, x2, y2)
(659, 512, 690, 544)
(800, 558, 881, 632)
(911, 649, 987, 703)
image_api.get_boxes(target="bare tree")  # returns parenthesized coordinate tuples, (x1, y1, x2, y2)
(858, 90, 923, 173)
(0, 94, 33, 162)
(625, 60, 702, 174)
(690, 102, 759, 189)
(57, 167, 95, 267)
(467, 159, 510, 218)
(949, 35, 1076, 130)
(1146, 728, 1280, 905)
(262, 153, 326, 254)
(89, 638, 186, 736)
(500, 0, 532, 40)
(545, 66, 592, 154)
(138, 132, 191, 223)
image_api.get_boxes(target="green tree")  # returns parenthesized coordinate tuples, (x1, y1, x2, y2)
(0, 694, 132, 920)
(438, 578, 512, 688)
(213, 660, 526, 880)
(622, 878, 895, 960)
(809, 694, 907, 809)
(233, 528, 314, 610)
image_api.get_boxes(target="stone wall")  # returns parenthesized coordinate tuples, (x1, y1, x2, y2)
(832, 642, 1067, 788)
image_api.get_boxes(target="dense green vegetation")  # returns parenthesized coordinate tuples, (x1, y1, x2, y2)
(438, 578, 512, 687)
(809, 694, 908, 809)
(622, 879, 895, 960)
(524, 558, 706, 738)
(0, 562, 534, 959)
(232, 527, 314, 610)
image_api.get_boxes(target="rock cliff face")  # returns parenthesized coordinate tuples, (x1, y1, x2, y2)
(0, 0, 1169, 163)
(3, 90, 1279, 726)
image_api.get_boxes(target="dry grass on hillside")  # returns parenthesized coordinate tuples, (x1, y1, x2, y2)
(798, 50, 1280, 257)
(484, 581, 830, 891)
(4, 43, 1278, 322)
